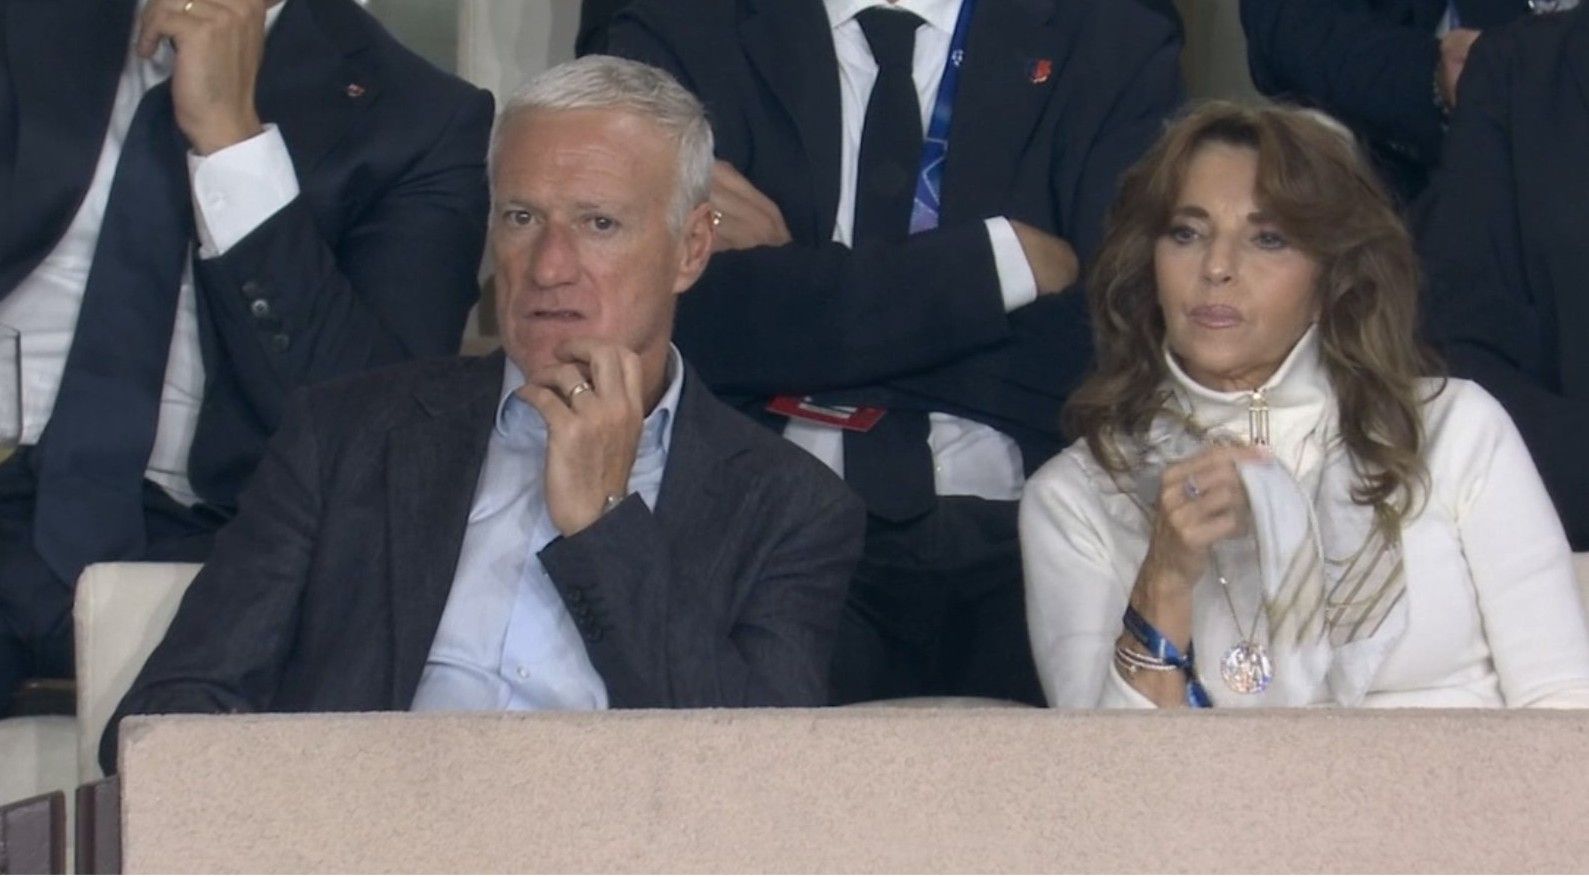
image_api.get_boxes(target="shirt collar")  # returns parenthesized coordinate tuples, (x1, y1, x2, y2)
(495, 344, 686, 457)
(824, 0, 962, 36)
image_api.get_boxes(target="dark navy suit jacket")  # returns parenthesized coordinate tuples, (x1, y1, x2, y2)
(104, 353, 865, 772)
(1418, 6, 1589, 547)
(0, 0, 492, 514)
(601, 0, 1183, 478)
(1240, 0, 1528, 201)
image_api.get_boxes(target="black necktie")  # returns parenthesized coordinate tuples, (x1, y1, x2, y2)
(33, 82, 192, 584)
(844, 7, 935, 522)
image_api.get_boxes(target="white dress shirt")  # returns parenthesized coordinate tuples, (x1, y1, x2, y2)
(0, 0, 298, 505)
(410, 347, 685, 712)
(780, 0, 1035, 502)
(1021, 331, 1589, 709)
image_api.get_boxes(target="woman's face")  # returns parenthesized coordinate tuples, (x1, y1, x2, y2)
(1154, 143, 1322, 392)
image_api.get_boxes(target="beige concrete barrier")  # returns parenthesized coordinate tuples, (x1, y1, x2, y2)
(117, 708, 1589, 873)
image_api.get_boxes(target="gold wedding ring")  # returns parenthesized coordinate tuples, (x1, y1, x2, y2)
(566, 381, 594, 402)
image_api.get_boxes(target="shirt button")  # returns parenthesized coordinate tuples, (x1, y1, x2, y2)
(516, 666, 530, 680)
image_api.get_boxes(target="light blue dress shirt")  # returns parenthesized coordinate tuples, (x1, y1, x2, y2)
(409, 347, 684, 712)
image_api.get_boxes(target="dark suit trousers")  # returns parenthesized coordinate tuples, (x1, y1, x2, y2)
(828, 496, 1044, 706)
(0, 447, 221, 715)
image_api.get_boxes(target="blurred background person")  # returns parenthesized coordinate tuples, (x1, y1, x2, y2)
(0, 0, 492, 714)
(1239, 0, 1545, 204)
(1418, 4, 1589, 549)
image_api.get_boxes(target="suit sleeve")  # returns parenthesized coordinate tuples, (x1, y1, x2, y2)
(100, 390, 326, 773)
(1240, 0, 1444, 163)
(191, 87, 492, 432)
(884, 9, 1183, 435)
(538, 481, 865, 708)
(1417, 30, 1589, 549)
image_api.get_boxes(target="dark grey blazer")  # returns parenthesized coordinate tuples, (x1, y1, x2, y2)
(102, 352, 865, 772)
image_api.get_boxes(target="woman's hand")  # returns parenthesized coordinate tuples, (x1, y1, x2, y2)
(1142, 443, 1269, 589)
(1118, 442, 1269, 706)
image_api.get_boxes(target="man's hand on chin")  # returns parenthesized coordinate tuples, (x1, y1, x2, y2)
(137, 0, 269, 155)
(518, 339, 646, 537)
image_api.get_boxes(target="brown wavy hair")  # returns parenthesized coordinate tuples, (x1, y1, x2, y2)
(1063, 101, 1441, 527)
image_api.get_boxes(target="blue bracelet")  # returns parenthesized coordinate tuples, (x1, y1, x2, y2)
(1122, 604, 1212, 708)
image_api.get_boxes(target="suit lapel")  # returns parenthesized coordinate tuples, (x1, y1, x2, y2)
(940, 0, 1067, 222)
(385, 356, 501, 707)
(256, 0, 376, 183)
(653, 370, 748, 610)
(0, 0, 134, 296)
(738, 0, 843, 240)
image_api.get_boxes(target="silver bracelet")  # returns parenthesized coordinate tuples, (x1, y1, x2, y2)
(1114, 642, 1179, 676)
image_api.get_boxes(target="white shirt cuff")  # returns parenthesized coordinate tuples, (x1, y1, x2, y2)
(985, 217, 1038, 313)
(188, 124, 300, 258)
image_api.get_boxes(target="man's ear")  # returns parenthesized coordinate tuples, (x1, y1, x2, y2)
(671, 201, 715, 295)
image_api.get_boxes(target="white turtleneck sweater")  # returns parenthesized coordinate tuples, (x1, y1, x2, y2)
(1020, 328, 1589, 709)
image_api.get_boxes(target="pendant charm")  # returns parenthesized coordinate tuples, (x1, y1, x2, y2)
(1220, 640, 1272, 694)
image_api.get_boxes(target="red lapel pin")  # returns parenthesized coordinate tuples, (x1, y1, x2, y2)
(1028, 59, 1052, 85)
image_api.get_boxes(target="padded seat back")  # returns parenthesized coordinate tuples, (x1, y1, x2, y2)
(73, 562, 201, 781)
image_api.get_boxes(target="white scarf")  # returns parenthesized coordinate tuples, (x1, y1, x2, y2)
(1124, 327, 1409, 706)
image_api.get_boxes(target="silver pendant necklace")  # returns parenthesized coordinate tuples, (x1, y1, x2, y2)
(1212, 556, 1272, 694)
(1216, 387, 1274, 694)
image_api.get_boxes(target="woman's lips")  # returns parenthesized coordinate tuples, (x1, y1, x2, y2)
(1189, 304, 1242, 329)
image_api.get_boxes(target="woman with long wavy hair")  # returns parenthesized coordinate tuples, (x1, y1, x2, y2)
(1020, 102, 1589, 709)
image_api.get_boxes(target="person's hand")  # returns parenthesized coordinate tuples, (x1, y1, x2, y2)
(1437, 28, 1481, 112)
(1009, 220, 1079, 295)
(137, 0, 268, 155)
(1140, 443, 1270, 591)
(518, 339, 646, 537)
(709, 160, 793, 252)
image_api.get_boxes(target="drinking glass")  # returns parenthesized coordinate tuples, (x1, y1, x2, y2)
(0, 325, 19, 467)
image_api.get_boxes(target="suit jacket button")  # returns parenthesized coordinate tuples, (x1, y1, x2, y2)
(249, 298, 273, 318)
(241, 279, 264, 298)
(269, 333, 291, 352)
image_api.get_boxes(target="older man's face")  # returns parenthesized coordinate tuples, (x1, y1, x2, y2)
(491, 108, 710, 390)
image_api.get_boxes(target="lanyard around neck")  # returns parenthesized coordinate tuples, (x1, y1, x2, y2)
(907, 0, 978, 234)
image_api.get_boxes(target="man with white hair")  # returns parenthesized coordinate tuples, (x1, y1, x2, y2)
(101, 56, 865, 773)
